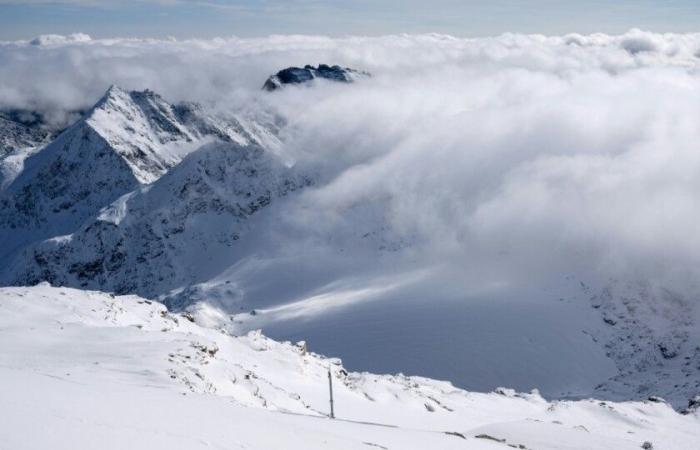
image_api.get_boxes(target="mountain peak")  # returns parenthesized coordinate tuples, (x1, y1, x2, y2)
(0, 86, 286, 263)
(95, 84, 131, 107)
(263, 64, 370, 91)
(84, 86, 199, 184)
(105, 83, 127, 96)
(84, 86, 280, 184)
(94, 85, 169, 117)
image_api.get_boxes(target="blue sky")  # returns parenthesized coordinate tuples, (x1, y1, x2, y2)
(1, 0, 699, 40)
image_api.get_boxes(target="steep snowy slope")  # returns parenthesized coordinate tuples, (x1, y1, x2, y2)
(0, 118, 140, 260)
(7, 141, 310, 296)
(0, 114, 49, 189)
(584, 281, 700, 408)
(85, 86, 278, 184)
(0, 114, 47, 158)
(0, 285, 697, 450)
(0, 86, 281, 263)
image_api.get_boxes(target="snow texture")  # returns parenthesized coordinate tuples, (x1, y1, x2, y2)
(0, 285, 697, 450)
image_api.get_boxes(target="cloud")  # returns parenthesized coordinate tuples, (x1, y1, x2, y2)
(28, 33, 92, 46)
(3, 30, 700, 297)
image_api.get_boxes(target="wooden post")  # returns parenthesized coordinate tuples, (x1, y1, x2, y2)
(328, 366, 335, 419)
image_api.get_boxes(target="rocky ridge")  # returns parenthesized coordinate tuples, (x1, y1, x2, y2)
(263, 64, 370, 91)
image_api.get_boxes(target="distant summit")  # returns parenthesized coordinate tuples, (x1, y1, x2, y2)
(263, 64, 370, 91)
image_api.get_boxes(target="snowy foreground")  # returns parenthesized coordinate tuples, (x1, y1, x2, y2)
(0, 285, 698, 449)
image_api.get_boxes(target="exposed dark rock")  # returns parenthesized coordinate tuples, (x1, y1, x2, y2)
(658, 342, 678, 360)
(603, 317, 617, 326)
(263, 64, 370, 91)
(443, 431, 465, 439)
(682, 395, 700, 415)
(475, 434, 506, 443)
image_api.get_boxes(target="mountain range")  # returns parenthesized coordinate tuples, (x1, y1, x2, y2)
(0, 78, 698, 411)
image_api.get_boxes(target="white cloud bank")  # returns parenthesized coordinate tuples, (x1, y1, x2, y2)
(4, 29, 700, 297)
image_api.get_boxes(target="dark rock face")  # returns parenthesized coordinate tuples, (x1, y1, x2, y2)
(583, 281, 700, 409)
(263, 64, 370, 91)
(0, 114, 48, 158)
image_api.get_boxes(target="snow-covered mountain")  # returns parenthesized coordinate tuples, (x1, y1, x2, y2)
(1, 285, 697, 450)
(0, 86, 280, 263)
(0, 113, 50, 189)
(85, 85, 279, 184)
(1, 83, 699, 414)
(7, 141, 310, 296)
(0, 114, 48, 159)
(4, 28, 700, 449)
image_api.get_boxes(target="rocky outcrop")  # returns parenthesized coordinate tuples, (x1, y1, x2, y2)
(263, 64, 369, 91)
(583, 281, 700, 409)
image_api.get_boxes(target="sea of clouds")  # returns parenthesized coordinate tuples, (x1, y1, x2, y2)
(3, 29, 700, 299)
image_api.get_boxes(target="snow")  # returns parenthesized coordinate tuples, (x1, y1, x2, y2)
(0, 33, 698, 450)
(0, 114, 48, 189)
(0, 119, 140, 266)
(7, 141, 310, 297)
(86, 86, 279, 184)
(0, 144, 43, 190)
(583, 281, 700, 407)
(2, 82, 700, 409)
(86, 86, 203, 184)
(96, 191, 137, 225)
(0, 85, 281, 265)
(1, 36, 700, 421)
(0, 285, 697, 449)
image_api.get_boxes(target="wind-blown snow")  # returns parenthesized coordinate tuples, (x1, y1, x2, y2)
(0, 285, 697, 450)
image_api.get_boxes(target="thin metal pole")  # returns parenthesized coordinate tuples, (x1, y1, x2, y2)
(328, 366, 335, 419)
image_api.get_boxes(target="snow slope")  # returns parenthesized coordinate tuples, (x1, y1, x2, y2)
(0, 114, 49, 189)
(0, 114, 47, 159)
(0, 284, 697, 449)
(85, 86, 278, 184)
(584, 281, 700, 408)
(0, 117, 140, 261)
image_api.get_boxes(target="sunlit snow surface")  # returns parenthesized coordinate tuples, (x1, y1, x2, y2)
(0, 285, 697, 449)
